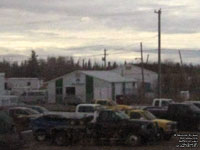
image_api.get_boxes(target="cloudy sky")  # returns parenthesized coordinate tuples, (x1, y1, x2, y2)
(0, 0, 200, 64)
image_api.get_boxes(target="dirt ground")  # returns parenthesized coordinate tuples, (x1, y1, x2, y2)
(23, 132, 199, 150)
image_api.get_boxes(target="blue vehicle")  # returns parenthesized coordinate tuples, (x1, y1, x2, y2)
(30, 114, 71, 141)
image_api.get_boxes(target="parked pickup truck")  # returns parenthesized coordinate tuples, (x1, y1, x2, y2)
(145, 103, 200, 131)
(152, 98, 174, 107)
(53, 104, 103, 119)
(51, 109, 160, 146)
(126, 109, 177, 140)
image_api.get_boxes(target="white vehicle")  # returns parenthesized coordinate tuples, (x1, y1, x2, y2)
(152, 98, 174, 107)
(19, 90, 47, 104)
(53, 104, 104, 119)
(0, 95, 19, 107)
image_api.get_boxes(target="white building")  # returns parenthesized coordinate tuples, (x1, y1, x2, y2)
(0, 73, 5, 95)
(5, 78, 43, 95)
(47, 70, 137, 104)
(110, 64, 158, 93)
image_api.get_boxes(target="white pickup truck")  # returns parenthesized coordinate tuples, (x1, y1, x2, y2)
(53, 104, 103, 119)
(152, 98, 174, 107)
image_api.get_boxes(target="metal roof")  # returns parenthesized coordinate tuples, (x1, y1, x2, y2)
(80, 71, 136, 83)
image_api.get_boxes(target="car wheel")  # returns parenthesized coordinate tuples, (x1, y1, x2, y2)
(35, 131, 47, 142)
(157, 129, 164, 141)
(126, 134, 140, 146)
(164, 134, 172, 141)
(197, 124, 200, 131)
(54, 132, 68, 146)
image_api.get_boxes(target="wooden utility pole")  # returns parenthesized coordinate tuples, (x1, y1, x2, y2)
(140, 42, 145, 98)
(154, 9, 162, 98)
(179, 50, 183, 66)
(102, 49, 107, 69)
(146, 54, 149, 64)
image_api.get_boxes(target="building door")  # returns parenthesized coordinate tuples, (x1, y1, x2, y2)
(86, 75, 93, 103)
(55, 78, 63, 104)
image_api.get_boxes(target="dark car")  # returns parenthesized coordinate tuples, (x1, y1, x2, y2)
(0, 111, 23, 150)
(26, 105, 49, 114)
(51, 110, 160, 146)
(30, 114, 89, 142)
(1, 106, 41, 131)
(146, 103, 200, 131)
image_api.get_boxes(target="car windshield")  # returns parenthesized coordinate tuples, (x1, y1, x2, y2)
(115, 111, 130, 119)
(31, 106, 49, 113)
(25, 108, 40, 115)
(189, 104, 200, 112)
(194, 103, 200, 109)
(143, 111, 157, 120)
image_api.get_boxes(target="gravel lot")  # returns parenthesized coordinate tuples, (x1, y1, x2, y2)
(23, 132, 199, 150)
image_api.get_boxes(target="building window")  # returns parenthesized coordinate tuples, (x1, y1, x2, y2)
(27, 82, 31, 86)
(66, 87, 75, 95)
(144, 82, 151, 92)
(4, 83, 8, 90)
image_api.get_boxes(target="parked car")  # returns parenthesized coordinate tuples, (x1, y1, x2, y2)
(0, 111, 23, 150)
(31, 114, 93, 142)
(3, 106, 41, 131)
(25, 105, 49, 114)
(51, 109, 160, 146)
(126, 109, 177, 140)
(145, 103, 200, 131)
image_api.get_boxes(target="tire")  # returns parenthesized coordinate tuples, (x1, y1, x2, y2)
(197, 124, 200, 132)
(164, 134, 172, 141)
(54, 132, 68, 146)
(157, 129, 164, 141)
(126, 134, 140, 146)
(35, 130, 47, 142)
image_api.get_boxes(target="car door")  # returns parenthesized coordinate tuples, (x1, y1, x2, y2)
(129, 112, 142, 120)
(96, 111, 120, 138)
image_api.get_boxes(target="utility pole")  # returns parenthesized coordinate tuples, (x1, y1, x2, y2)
(154, 9, 162, 98)
(179, 50, 183, 66)
(146, 54, 149, 64)
(102, 49, 107, 69)
(140, 42, 145, 99)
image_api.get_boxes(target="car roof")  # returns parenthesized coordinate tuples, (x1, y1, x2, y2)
(9, 106, 34, 110)
(77, 104, 101, 107)
(184, 101, 200, 104)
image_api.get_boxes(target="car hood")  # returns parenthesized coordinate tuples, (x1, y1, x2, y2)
(153, 119, 172, 124)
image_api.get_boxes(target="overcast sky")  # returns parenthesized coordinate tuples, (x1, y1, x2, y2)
(0, 0, 200, 64)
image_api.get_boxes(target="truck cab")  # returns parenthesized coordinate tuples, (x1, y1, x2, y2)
(152, 98, 174, 107)
(75, 104, 103, 118)
(89, 109, 160, 145)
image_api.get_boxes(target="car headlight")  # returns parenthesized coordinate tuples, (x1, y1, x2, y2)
(166, 123, 172, 130)
(141, 124, 146, 129)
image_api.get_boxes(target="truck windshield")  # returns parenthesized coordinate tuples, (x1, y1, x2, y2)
(189, 104, 200, 112)
(143, 111, 157, 120)
(115, 111, 130, 119)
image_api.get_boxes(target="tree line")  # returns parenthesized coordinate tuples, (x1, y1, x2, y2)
(0, 51, 200, 99)
(0, 51, 118, 81)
